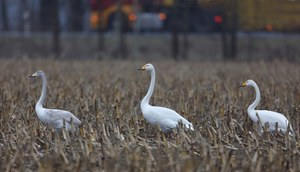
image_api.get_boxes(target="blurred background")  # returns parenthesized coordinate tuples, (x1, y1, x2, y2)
(0, 0, 300, 60)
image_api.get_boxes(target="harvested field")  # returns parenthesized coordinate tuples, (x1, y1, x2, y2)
(0, 59, 300, 171)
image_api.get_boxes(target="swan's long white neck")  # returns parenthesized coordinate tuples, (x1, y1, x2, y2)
(247, 82, 260, 114)
(141, 68, 155, 106)
(36, 73, 47, 109)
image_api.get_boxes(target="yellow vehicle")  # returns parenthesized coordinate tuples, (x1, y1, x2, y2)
(89, 0, 136, 31)
(239, 0, 300, 31)
(199, 0, 300, 32)
(90, 0, 300, 32)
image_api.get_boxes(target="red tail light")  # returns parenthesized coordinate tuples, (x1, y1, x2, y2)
(214, 15, 222, 23)
(159, 13, 167, 21)
(129, 14, 137, 21)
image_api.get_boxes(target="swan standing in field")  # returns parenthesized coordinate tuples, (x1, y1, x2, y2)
(29, 71, 81, 131)
(241, 79, 293, 136)
(138, 63, 194, 132)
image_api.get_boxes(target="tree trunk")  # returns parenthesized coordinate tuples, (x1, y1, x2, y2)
(181, 2, 189, 59)
(30, 0, 38, 31)
(52, 0, 60, 58)
(172, 31, 179, 60)
(69, 0, 83, 31)
(221, 8, 229, 59)
(96, 0, 105, 60)
(171, 1, 179, 60)
(98, 28, 105, 59)
(115, 0, 127, 59)
(0, 0, 9, 31)
(182, 33, 188, 59)
(20, 0, 31, 35)
(40, 0, 52, 31)
(222, 0, 238, 60)
(247, 32, 253, 60)
(229, 0, 238, 59)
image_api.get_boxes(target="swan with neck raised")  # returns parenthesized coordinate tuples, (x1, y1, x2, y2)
(241, 79, 293, 135)
(138, 63, 194, 132)
(29, 71, 81, 131)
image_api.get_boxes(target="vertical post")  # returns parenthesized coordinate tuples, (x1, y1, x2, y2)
(69, 0, 83, 31)
(221, 6, 228, 59)
(115, 0, 127, 59)
(230, 0, 238, 59)
(21, 0, 31, 35)
(40, 0, 51, 31)
(93, 0, 105, 60)
(247, 0, 257, 60)
(97, 26, 105, 59)
(0, 0, 9, 31)
(181, 0, 190, 59)
(52, 0, 60, 58)
(222, 0, 238, 60)
(97, 1, 105, 50)
(171, 0, 179, 60)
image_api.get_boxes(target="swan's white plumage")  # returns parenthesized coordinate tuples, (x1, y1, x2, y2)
(241, 79, 293, 135)
(29, 71, 81, 131)
(138, 63, 194, 132)
(249, 110, 290, 133)
(142, 105, 193, 132)
(36, 108, 81, 131)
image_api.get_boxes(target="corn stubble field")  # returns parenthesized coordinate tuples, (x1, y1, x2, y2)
(0, 59, 300, 171)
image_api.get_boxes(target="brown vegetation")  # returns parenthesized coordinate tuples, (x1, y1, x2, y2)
(0, 59, 300, 171)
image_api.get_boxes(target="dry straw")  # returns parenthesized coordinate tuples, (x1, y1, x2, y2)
(0, 59, 299, 171)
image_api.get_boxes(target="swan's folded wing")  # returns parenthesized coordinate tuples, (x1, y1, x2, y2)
(159, 118, 178, 131)
(45, 109, 81, 125)
(151, 106, 194, 130)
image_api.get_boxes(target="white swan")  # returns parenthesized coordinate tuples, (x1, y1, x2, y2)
(241, 79, 293, 135)
(138, 63, 194, 132)
(29, 71, 81, 131)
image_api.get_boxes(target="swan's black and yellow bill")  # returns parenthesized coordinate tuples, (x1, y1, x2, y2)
(137, 64, 147, 70)
(28, 72, 37, 79)
(240, 81, 247, 87)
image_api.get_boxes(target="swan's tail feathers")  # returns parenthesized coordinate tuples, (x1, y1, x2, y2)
(178, 118, 194, 131)
(286, 121, 295, 137)
(72, 116, 82, 125)
(185, 123, 194, 131)
(66, 117, 82, 132)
